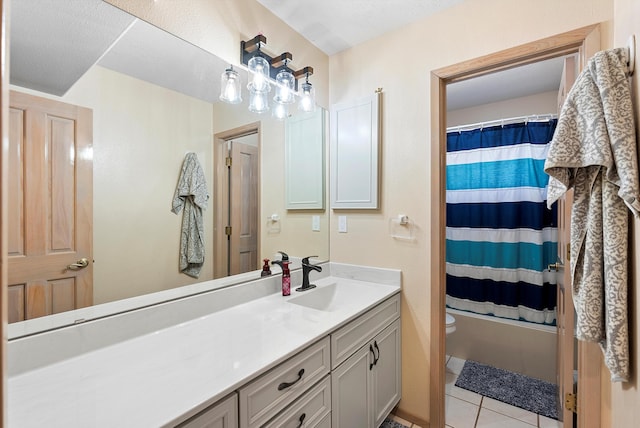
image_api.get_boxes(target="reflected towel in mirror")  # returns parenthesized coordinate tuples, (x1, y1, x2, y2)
(172, 152, 209, 278)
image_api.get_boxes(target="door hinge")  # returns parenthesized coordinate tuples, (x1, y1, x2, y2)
(566, 243, 571, 261)
(225, 226, 232, 236)
(226, 157, 232, 167)
(565, 392, 577, 413)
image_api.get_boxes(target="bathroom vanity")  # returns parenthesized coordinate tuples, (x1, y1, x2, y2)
(7, 263, 401, 427)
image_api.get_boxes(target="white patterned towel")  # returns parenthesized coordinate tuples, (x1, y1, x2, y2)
(172, 152, 209, 278)
(544, 48, 638, 382)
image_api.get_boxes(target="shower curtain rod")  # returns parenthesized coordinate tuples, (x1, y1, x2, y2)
(446, 113, 558, 133)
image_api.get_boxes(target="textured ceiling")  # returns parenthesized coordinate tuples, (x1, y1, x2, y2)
(257, 0, 466, 56)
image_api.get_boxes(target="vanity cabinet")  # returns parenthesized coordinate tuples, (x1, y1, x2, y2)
(176, 393, 238, 428)
(330, 295, 401, 428)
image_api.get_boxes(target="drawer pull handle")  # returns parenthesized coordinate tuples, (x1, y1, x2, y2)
(278, 368, 305, 391)
(296, 413, 306, 428)
(373, 341, 380, 366)
(369, 344, 375, 370)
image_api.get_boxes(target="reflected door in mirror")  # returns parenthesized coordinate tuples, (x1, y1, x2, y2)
(8, 91, 93, 323)
(215, 131, 260, 277)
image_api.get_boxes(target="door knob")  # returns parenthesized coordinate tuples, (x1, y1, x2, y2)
(548, 262, 564, 272)
(67, 258, 89, 270)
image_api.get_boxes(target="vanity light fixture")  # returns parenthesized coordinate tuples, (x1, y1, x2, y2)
(234, 34, 316, 117)
(295, 67, 316, 113)
(219, 65, 242, 104)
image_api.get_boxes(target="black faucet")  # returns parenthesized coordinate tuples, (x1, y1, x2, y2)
(271, 251, 289, 271)
(296, 256, 322, 292)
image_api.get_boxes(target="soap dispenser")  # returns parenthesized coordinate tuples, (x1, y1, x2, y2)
(281, 261, 291, 296)
(271, 251, 291, 296)
(260, 259, 272, 277)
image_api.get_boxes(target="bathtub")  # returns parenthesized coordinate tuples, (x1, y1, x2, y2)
(446, 308, 558, 383)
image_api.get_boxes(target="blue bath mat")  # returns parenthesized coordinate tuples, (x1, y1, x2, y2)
(455, 360, 558, 420)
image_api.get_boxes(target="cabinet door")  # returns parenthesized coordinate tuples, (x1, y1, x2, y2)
(372, 319, 402, 428)
(330, 92, 380, 209)
(331, 343, 374, 428)
(285, 108, 325, 209)
(177, 393, 238, 428)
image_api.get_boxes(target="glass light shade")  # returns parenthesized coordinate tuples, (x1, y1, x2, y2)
(247, 56, 270, 93)
(298, 81, 316, 113)
(273, 70, 295, 104)
(219, 67, 242, 104)
(248, 88, 269, 114)
(272, 101, 289, 120)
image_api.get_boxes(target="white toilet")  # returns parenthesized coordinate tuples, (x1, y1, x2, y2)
(446, 312, 456, 335)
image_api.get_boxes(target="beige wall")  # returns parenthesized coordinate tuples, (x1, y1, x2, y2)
(329, 0, 613, 423)
(610, 0, 640, 426)
(447, 90, 558, 127)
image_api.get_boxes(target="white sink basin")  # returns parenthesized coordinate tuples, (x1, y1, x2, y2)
(288, 283, 339, 311)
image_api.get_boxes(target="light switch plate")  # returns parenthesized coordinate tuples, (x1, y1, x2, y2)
(338, 216, 347, 233)
(312, 215, 320, 231)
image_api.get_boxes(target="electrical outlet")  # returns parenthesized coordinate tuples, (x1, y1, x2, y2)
(338, 216, 347, 233)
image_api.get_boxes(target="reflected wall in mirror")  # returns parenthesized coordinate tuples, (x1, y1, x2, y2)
(7, 0, 329, 328)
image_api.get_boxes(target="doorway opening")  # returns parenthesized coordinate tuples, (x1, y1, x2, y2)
(429, 24, 604, 427)
(213, 123, 261, 279)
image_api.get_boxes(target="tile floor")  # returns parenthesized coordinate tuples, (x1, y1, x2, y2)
(385, 355, 564, 428)
(444, 356, 563, 428)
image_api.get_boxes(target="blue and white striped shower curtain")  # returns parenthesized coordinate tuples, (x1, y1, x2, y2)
(445, 120, 558, 325)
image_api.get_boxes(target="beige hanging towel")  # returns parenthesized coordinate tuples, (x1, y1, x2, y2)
(544, 48, 639, 382)
(172, 152, 209, 278)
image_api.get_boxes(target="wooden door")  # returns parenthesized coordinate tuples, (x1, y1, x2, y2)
(229, 139, 258, 275)
(7, 91, 93, 323)
(213, 128, 260, 278)
(555, 55, 577, 428)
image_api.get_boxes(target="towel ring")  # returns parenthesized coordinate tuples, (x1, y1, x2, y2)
(628, 34, 635, 76)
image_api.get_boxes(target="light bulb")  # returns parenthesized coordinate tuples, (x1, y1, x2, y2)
(272, 101, 288, 120)
(248, 56, 270, 93)
(274, 70, 295, 104)
(298, 81, 316, 113)
(249, 88, 269, 114)
(219, 67, 242, 104)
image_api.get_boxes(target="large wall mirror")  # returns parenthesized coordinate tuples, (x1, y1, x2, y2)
(7, 0, 329, 336)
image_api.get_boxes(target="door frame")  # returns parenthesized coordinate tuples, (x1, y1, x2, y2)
(429, 24, 602, 427)
(213, 122, 261, 279)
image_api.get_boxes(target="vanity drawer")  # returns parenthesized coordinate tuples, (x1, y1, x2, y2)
(331, 293, 400, 368)
(239, 337, 331, 428)
(263, 375, 331, 428)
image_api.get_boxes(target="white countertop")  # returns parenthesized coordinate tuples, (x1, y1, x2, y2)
(8, 270, 400, 427)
